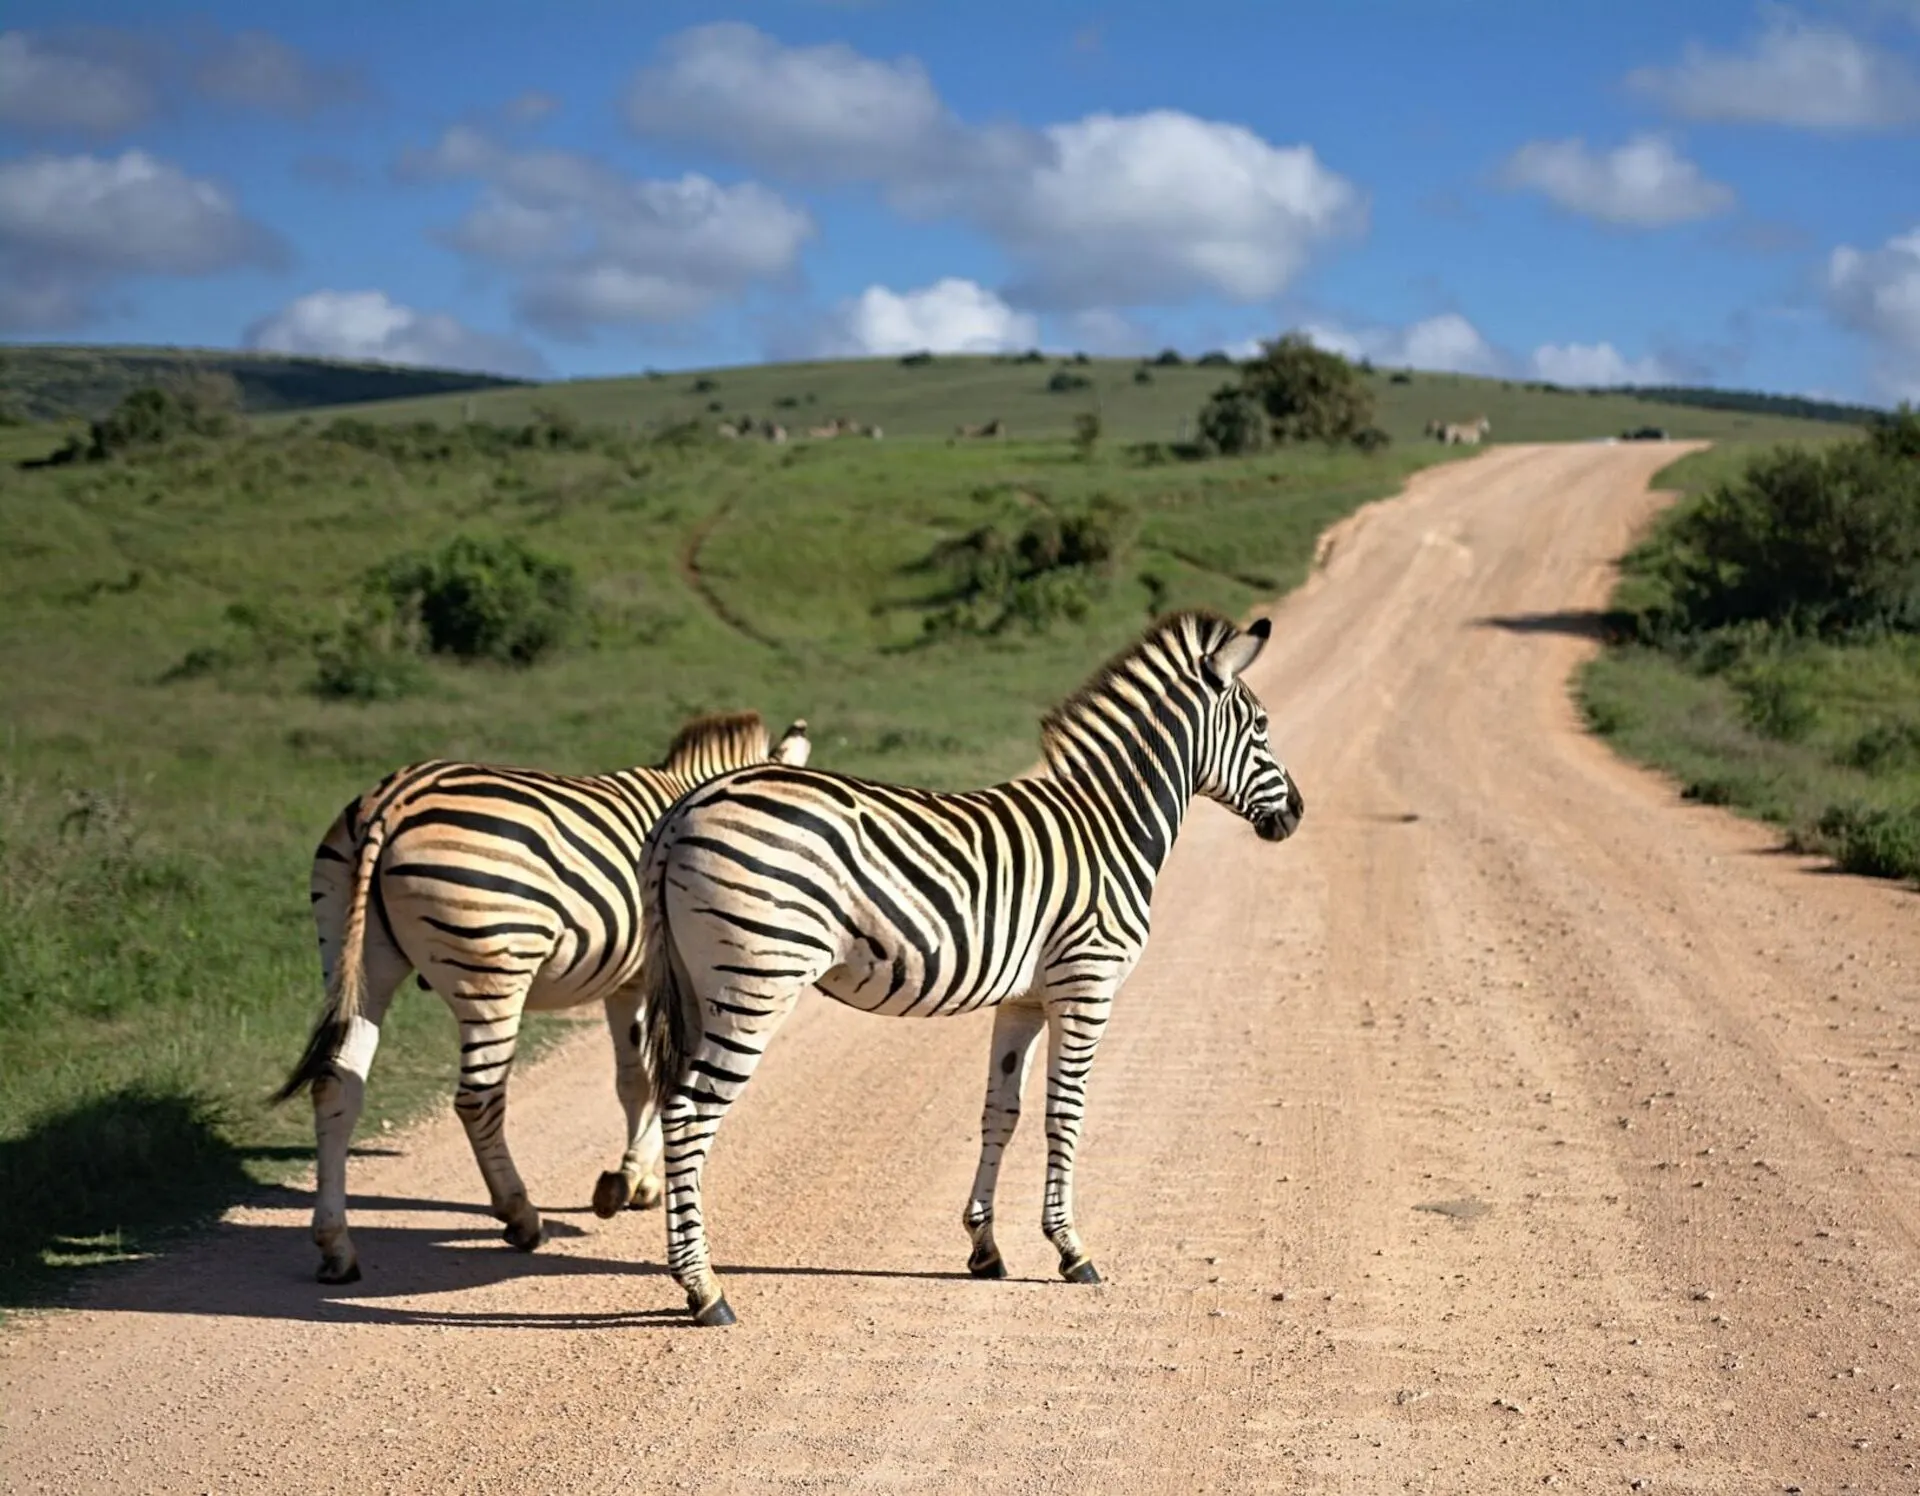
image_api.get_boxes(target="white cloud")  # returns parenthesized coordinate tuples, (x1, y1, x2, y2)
(1825, 226, 1920, 399)
(623, 22, 952, 181)
(1529, 342, 1677, 386)
(1501, 134, 1735, 227)
(622, 25, 1362, 311)
(501, 90, 558, 125)
(0, 30, 153, 135)
(398, 126, 813, 338)
(0, 150, 283, 331)
(1627, 12, 1920, 131)
(193, 30, 365, 118)
(1302, 313, 1504, 375)
(244, 289, 548, 377)
(811, 278, 1038, 357)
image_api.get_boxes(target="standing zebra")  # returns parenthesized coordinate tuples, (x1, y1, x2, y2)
(276, 710, 811, 1285)
(633, 611, 1304, 1325)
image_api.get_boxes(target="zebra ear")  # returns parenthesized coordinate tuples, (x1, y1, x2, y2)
(1204, 617, 1270, 688)
(774, 719, 812, 767)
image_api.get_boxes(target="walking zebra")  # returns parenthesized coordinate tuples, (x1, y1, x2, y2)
(275, 710, 811, 1285)
(632, 611, 1305, 1325)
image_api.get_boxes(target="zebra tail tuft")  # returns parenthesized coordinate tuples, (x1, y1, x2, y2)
(637, 836, 696, 1123)
(271, 821, 385, 1104)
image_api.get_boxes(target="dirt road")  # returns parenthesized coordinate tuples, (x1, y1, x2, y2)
(6, 443, 1919, 1493)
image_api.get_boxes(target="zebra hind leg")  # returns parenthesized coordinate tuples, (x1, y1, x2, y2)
(1038, 988, 1116, 1285)
(446, 990, 543, 1252)
(660, 983, 806, 1327)
(592, 986, 664, 1217)
(962, 1001, 1046, 1280)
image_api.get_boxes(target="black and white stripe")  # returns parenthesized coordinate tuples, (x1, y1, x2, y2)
(632, 611, 1304, 1325)
(276, 710, 810, 1285)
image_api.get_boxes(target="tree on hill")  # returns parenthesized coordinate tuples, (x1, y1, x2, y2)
(1240, 333, 1375, 445)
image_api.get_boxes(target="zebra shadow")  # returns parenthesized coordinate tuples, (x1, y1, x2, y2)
(49, 1191, 1045, 1331)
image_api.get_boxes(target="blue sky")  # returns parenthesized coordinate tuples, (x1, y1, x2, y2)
(2, 1, 1917, 402)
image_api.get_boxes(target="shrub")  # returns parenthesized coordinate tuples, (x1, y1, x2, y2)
(1197, 350, 1233, 367)
(1733, 665, 1819, 741)
(1070, 351, 1091, 366)
(310, 619, 426, 702)
(1843, 720, 1920, 774)
(83, 381, 236, 460)
(1239, 333, 1375, 445)
(1389, 371, 1413, 385)
(366, 534, 579, 664)
(900, 351, 935, 367)
(1152, 349, 1184, 367)
(1351, 425, 1392, 453)
(1869, 402, 1920, 461)
(923, 497, 1134, 637)
(1655, 440, 1920, 637)
(691, 377, 719, 394)
(1015, 349, 1046, 364)
(1194, 384, 1269, 457)
(1047, 370, 1093, 394)
(1815, 804, 1920, 882)
(1132, 367, 1153, 385)
(1072, 412, 1102, 461)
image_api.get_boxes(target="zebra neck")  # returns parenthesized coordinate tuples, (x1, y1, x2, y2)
(1044, 715, 1196, 883)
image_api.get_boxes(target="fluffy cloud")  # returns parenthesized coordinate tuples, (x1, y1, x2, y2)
(1825, 227, 1920, 398)
(622, 24, 1362, 311)
(398, 126, 813, 338)
(1627, 13, 1920, 131)
(244, 289, 548, 376)
(1501, 134, 1735, 227)
(0, 26, 364, 136)
(1529, 342, 1676, 386)
(624, 23, 953, 181)
(0, 30, 154, 135)
(193, 30, 366, 119)
(810, 278, 1038, 357)
(1302, 313, 1504, 375)
(0, 150, 284, 330)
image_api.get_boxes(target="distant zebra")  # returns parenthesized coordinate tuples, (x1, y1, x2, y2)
(632, 611, 1305, 1325)
(1441, 416, 1491, 445)
(276, 711, 811, 1285)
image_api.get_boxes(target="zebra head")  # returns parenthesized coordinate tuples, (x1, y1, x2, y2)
(1195, 617, 1305, 843)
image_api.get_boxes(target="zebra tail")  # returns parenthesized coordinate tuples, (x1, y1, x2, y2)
(272, 821, 385, 1104)
(636, 837, 696, 1127)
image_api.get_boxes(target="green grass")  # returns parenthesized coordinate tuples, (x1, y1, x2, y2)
(272, 355, 1859, 448)
(1581, 444, 1920, 884)
(0, 408, 1459, 1307)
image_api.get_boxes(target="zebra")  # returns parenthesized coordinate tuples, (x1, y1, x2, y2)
(631, 610, 1305, 1325)
(1441, 416, 1491, 445)
(274, 710, 811, 1285)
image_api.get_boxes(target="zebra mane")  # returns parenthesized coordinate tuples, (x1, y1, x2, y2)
(1039, 610, 1236, 768)
(657, 710, 771, 773)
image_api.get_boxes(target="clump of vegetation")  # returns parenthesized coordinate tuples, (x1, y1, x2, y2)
(1132, 367, 1153, 386)
(1072, 412, 1103, 461)
(1047, 370, 1093, 394)
(50, 374, 241, 463)
(923, 496, 1135, 637)
(900, 351, 935, 367)
(1814, 804, 1920, 881)
(1195, 385, 1271, 457)
(1151, 349, 1184, 367)
(366, 534, 580, 666)
(1186, 333, 1381, 456)
(691, 376, 719, 394)
(1197, 350, 1234, 367)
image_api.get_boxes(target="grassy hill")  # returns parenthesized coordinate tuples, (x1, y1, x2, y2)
(277, 353, 1867, 447)
(0, 344, 528, 423)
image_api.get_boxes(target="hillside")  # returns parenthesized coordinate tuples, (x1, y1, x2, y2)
(0, 345, 529, 422)
(275, 353, 1870, 447)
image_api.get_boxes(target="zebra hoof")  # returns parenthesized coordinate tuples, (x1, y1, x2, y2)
(316, 1257, 362, 1286)
(632, 1174, 663, 1210)
(691, 1294, 737, 1328)
(591, 1170, 632, 1219)
(967, 1248, 1007, 1280)
(1060, 1257, 1101, 1285)
(501, 1215, 545, 1253)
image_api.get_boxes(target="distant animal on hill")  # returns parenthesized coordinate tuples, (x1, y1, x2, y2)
(1439, 416, 1492, 446)
(954, 418, 1005, 439)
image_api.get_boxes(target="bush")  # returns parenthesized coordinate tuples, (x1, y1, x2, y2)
(1843, 720, 1920, 774)
(1047, 370, 1092, 394)
(365, 534, 579, 665)
(1152, 349, 1184, 367)
(1351, 425, 1392, 453)
(310, 620, 426, 702)
(923, 497, 1133, 637)
(1072, 412, 1102, 461)
(1132, 367, 1153, 385)
(1194, 385, 1270, 457)
(1389, 371, 1413, 385)
(82, 380, 237, 460)
(900, 351, 935, 367)
(691, 377, 718, 393)
(1197, 350, 1233, 367)
(1869, 403, 1920, 461)
(1015, 349, 1046, 364)
(1069, 351, 1091, 366)
(1240, 333, 1375, 445)
(1815, 804, 1920, 882)
(1733, 665, 1820, 741)
(1654, 440, 1920, 637)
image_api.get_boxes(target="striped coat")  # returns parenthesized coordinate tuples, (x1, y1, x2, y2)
(278, 710, 810, 1285)
(631, 612, 1304, 1324)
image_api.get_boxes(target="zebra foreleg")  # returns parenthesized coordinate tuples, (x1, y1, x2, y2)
(593, 985, 664, 1217)
(448, 994, 543, 1252)
(962, 1001, 1047, 1279)
(1039, 990, 1116, 1284)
